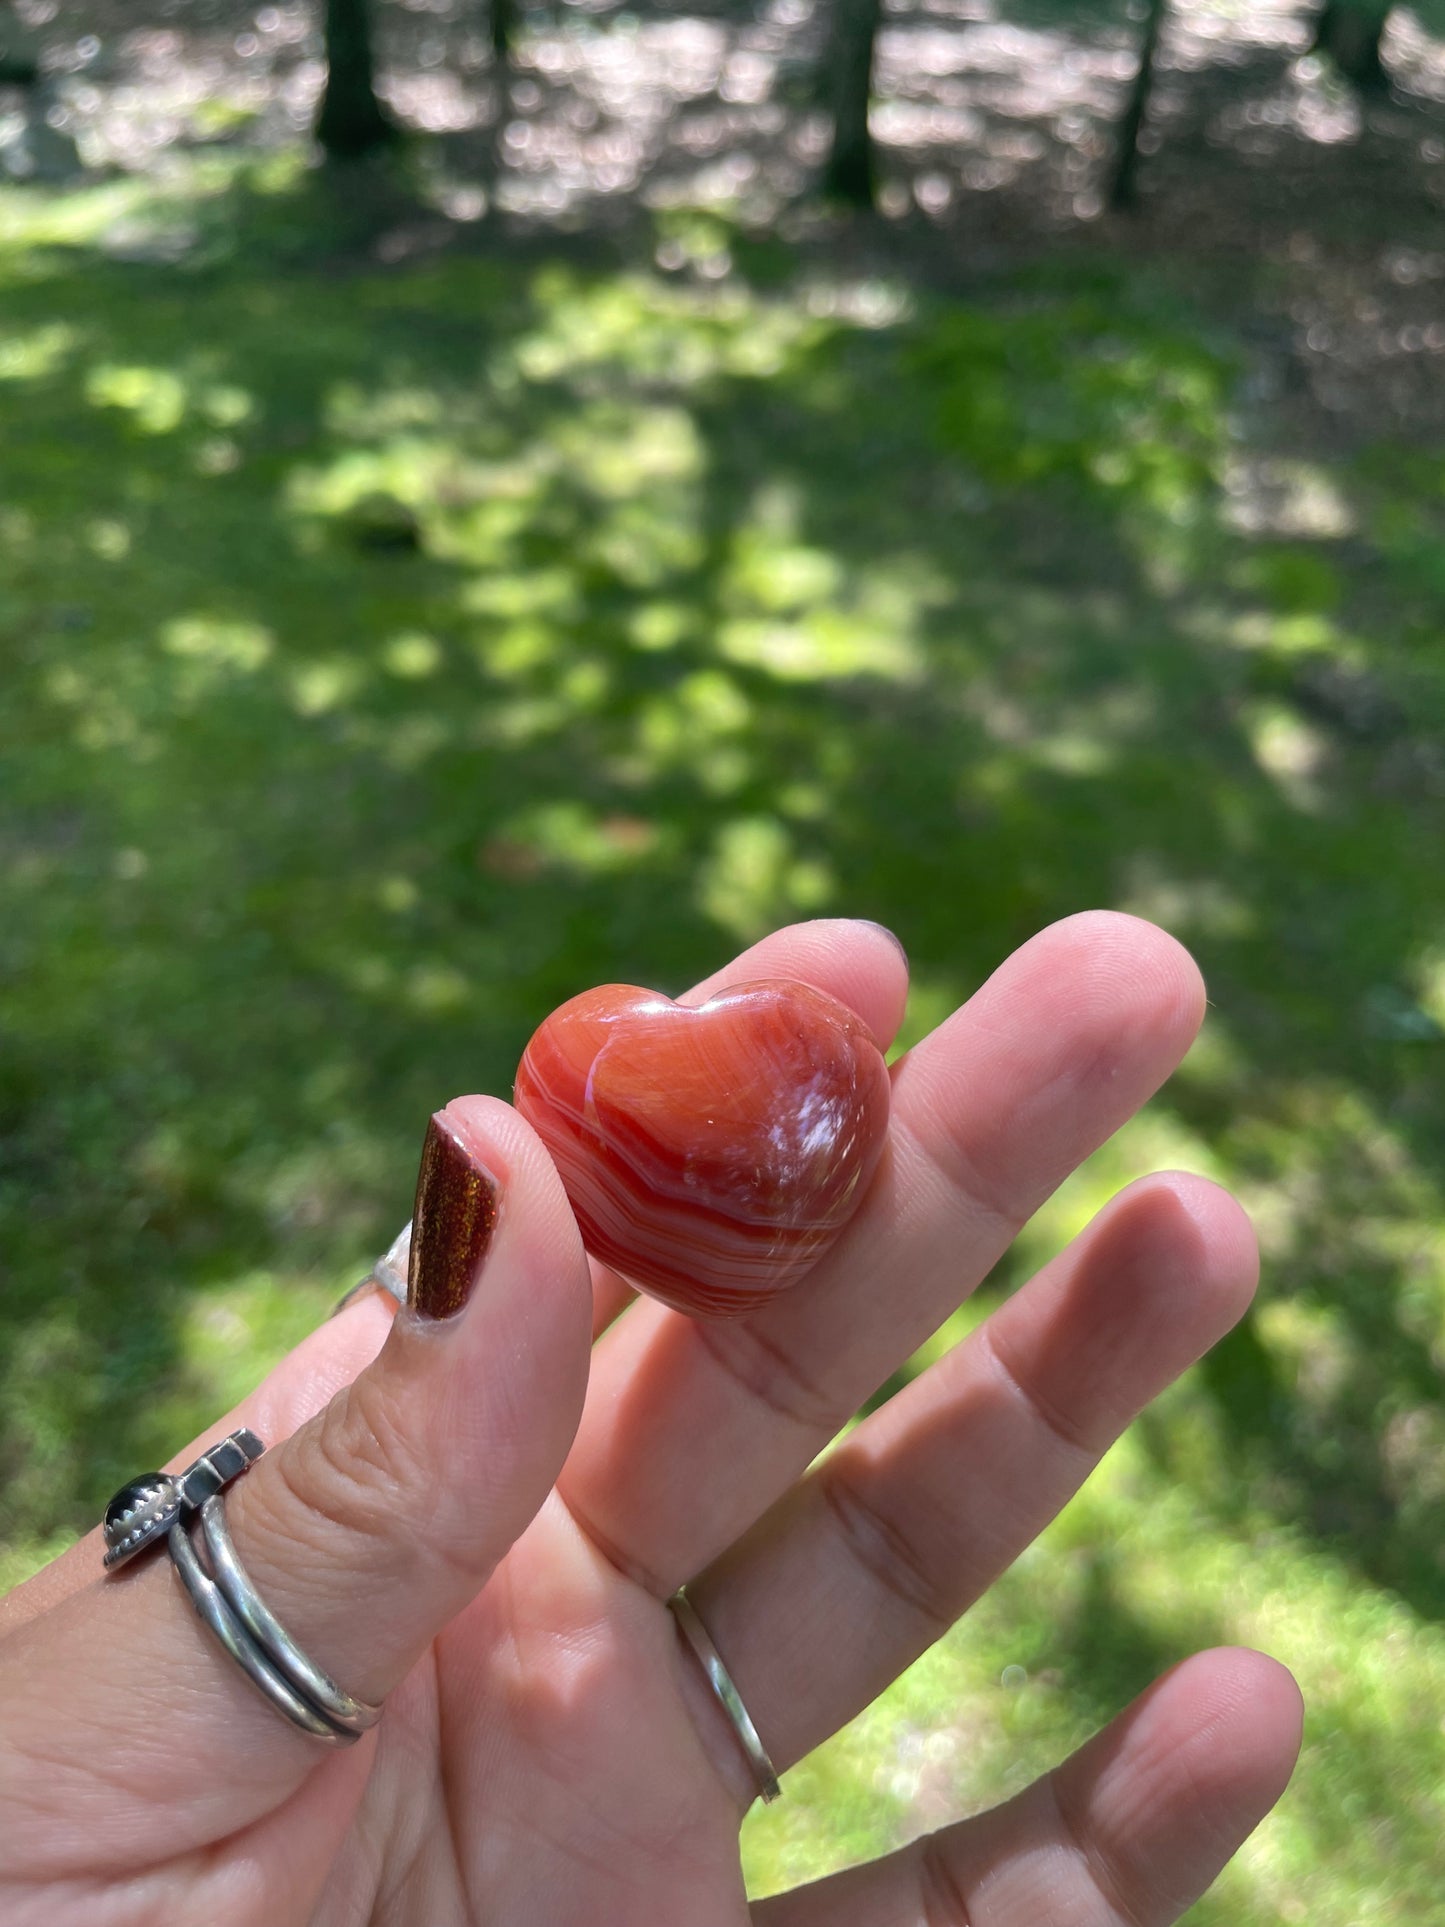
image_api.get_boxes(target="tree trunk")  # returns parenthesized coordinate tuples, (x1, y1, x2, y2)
(821, 0, 882, 209)
(1313, 1, 1390, 91)
(316, 0, 397, 159)
(1108, 0, 1166, 212)
(491, 0, 514, 64)
(0, 16, 42, 85)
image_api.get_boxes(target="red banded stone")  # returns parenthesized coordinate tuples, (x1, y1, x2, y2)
(514, 978, 890, 1318)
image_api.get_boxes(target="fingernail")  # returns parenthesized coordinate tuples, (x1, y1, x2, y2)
(408, 1111, 501, 1320)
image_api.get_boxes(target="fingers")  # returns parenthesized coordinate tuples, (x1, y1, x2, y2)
(560, 912, 1205, 1594)
(682, 1173, 1257, 1793)
(0, 1096, 594, 1879)
(677, 915, 910, 1048)
(753, 1648, 1303, 1927)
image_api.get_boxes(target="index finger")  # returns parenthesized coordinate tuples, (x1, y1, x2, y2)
(556, 911, 1206, 1596)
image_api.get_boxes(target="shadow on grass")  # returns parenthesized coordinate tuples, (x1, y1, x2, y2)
(1, 163, 1442, 1650)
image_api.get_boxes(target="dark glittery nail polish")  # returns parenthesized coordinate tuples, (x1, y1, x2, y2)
(408, 1111, 501, 1320)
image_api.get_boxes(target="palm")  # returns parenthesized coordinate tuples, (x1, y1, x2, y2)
(312, 1511, 744, 1927)
(2, 918, 1302, 1927)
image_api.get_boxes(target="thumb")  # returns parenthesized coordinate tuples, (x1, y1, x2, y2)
(223, 1094, 593, 1692)
(0, 1095, 593, 1879)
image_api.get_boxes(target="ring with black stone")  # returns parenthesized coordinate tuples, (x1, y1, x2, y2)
(103, 1427, 382, 1745)
(102, 1428, 266, 1572)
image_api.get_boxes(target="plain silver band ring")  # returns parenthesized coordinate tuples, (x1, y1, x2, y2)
(168, 1516, 359, 1746)
(198, 1496, 383, 1736)
(334, 1220, 412, 1315)
(668, 1589, 782, 1803)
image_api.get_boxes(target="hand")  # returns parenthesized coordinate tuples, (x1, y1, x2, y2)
(0, 914, 1301, 1927)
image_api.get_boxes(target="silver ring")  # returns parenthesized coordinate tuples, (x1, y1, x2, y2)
(168, 1489, 382, 1746)
(102, 1428, 265, 1571)
(105, 1432, 382, 1746)
(197, 1496, 381, 1737)
(168, 1515, 357, 1745)
(333, 1220, 412, 1315)
(668, 1589, 781, 1803)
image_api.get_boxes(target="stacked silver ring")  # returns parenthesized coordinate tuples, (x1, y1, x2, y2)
(169, 1496, 382, 1746)
(102, 1368, 775, 1790)
(102, 1428, 382, 1747)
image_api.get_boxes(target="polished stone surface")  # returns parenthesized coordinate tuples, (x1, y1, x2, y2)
(516, 978, 890, 1318)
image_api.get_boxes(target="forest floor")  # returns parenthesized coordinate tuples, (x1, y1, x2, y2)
(2, 3, 1445, 1921)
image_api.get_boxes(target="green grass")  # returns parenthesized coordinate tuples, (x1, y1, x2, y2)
(2, 156, 1443, 1919)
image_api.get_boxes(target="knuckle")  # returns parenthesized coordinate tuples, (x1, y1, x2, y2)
(274, 1369, 435, 1576)
(919, 1832, 976, 1927)
(692, 1316, 839, 1437)
(892, 1111, 1023, 1251)
(818, 1457, 956, 1638)
(1050, 1772, 1150, 1927)
(980, 1322, 1100, 1462)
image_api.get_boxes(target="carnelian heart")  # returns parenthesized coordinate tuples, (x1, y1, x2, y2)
(514, 979, 891, 1318)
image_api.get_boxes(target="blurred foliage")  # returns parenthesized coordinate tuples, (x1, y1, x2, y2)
(1, 145, 1444, 1924)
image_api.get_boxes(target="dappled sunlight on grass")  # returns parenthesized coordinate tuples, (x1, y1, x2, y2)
(0, 319, 82, 381)
(3, 154, 1445, 1921)
(697, 812, 836, 942)
(743, 1432, 1445, 1921)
